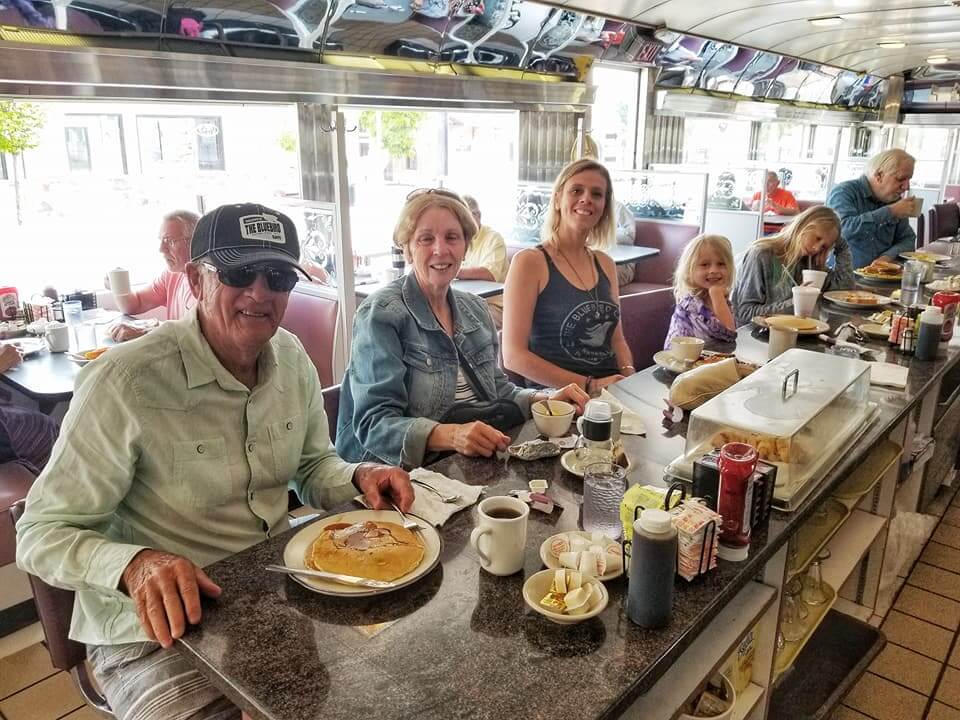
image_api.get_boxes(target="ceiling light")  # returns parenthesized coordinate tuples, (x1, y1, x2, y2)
(927, 55, 950, 64)
(877, 41, 906, 49)
(808, 16, 844, 26)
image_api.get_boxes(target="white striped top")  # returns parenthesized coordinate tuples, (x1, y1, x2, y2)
(454, 365, 478, 403)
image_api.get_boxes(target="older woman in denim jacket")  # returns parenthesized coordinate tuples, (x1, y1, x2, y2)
(336, 190, 588, 468)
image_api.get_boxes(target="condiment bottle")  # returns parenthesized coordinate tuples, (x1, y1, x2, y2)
(717, 442, 757, 562)
(916, 305, 943, 361)
(627, 509, 677, 628)
(574, 400, 614, 467)
(932, 291, 960, 343)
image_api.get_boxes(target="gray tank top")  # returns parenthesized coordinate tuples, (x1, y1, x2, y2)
(528, 246, 620, 378)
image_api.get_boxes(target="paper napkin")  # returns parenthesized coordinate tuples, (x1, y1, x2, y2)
(355, 468, 483, 527)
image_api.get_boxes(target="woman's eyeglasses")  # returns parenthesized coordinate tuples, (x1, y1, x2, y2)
(200, 262, 300, 293)
(405, 188, 464, 203)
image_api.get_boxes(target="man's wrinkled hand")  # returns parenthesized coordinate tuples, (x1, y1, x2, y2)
(0, 345, 22, 374)
(110, 323, 147, 343)
(121, 549, 221, 648)
(354, 463, 414, 512)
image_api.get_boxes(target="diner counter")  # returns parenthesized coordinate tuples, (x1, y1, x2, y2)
(176, 303, 960, 720)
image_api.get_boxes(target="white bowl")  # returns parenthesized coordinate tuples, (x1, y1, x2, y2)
(522, 568, 608, 624)
(670, 336, 705, 362)
(531, 400, 575, 438)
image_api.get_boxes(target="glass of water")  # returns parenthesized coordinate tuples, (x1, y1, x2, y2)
(582, 462, 627, 540)
(900, 260, 924, 307)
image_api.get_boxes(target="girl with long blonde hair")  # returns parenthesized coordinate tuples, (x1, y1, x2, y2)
(731, 206, 843, 325)
(502, 158, 635, 392)
(665, 233, 737, 347)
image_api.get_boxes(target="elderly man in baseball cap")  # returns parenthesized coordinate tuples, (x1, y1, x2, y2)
(17, 203, 413, 720)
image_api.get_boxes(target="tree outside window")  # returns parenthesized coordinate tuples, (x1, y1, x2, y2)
(0, 100, 45, 225)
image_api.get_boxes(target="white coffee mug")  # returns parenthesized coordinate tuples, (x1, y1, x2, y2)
(108, 267, 131, 296)
(469, 496, 529, 576)
(45, 321, 70, 353)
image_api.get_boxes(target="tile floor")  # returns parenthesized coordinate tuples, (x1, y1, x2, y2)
(2, 492, 960, 719)
(837, 485, 960, 720)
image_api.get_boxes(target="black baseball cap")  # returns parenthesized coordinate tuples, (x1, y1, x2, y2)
(191, 203, 308, 276)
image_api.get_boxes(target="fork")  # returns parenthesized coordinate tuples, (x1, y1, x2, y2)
(412, 478, 461, 503)
(389, 501, 424, 531)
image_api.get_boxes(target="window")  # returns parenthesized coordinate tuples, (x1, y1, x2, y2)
(342, 108, 518, 272)
(63, 114, 125, 175)
(64, 127, 92, 172)
(591, 66, 640, 170)
(5, 101, 298, 297)
(137, 116, 225, 172)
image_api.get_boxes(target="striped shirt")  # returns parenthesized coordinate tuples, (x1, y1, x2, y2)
(454, 365, 478, 403)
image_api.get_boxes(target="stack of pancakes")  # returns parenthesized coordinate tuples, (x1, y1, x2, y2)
(305, 520, 424, 582)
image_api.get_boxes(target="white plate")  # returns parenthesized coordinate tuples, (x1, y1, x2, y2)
(538, 531, 624, 582)
(901, 251, 952, 264)
(65, 353, 91, 366)
(752, 316, 831, 335)
(619, 414, 645, 435)
(559, 450, 631, 478)
(281, 509, 441, 597)
(2, 338, 45, 357)
(652, 350, 692, 374)
(822, 291, 893, 309)
(859, 323, 891, 339)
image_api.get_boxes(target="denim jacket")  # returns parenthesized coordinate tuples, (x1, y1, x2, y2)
(826, 176, 917, 270)
(336, 274, 537, 468)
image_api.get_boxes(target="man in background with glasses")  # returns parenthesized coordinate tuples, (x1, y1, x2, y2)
(18, 203, 413, 720)
(108, 209, 199, 342)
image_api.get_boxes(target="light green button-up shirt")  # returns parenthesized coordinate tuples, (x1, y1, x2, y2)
(16, 308, 358, 646)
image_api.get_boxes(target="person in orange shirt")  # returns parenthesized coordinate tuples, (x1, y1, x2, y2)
(751, 171, 799, 216)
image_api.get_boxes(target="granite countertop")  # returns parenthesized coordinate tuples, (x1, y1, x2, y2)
(177, 306, 960, 720)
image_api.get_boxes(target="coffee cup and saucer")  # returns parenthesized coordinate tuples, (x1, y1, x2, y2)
(653, 336, 705, 374)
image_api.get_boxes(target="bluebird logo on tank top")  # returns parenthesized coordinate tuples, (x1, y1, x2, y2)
(561, 301, 619, 365)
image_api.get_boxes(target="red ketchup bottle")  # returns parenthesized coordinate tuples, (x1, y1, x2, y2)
(932, 291, 960, 344)
(717, 442, 758, 562)
(0, 287, 18, 321)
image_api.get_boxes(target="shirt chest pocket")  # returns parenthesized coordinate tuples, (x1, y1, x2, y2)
(172, 437, 235, 507)
(268, 414, 304, 482)
(403, 345, 444, 417)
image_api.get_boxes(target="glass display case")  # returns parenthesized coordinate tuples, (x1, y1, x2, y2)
(669, 349, 876, 510)
(611, 170, 707, 228)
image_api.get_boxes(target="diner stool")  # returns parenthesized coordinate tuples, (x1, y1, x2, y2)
(9, 500, 114, 718)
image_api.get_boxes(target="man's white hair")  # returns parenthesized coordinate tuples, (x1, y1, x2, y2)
(865, 149, 914, 178)
(162, 209, 200, 237)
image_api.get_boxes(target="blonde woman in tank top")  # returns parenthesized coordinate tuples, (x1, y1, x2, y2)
(502, 159, 635, 393)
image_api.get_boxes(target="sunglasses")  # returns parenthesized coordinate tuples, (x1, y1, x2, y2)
(201, 262, 300, 293)
(405, 187, 465, 203)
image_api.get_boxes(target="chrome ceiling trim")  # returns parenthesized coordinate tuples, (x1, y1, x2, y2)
(0, 43, 593, 109)
(655, 90, 878, 124)
(901, 113, 960, 125)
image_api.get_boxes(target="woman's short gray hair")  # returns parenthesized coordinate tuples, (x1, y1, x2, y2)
(865, 149, 914, 178)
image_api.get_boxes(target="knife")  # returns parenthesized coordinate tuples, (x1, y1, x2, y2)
(264, 564, 395, 589)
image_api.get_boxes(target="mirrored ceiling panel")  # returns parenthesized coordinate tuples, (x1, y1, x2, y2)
(166, 0, 303, 47)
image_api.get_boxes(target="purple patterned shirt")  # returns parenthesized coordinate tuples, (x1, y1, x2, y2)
(664, 293, 737, 349)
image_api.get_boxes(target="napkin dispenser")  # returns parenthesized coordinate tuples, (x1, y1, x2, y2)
(693, 450, 777, 528)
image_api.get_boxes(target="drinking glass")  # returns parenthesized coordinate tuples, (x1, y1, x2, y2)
(582, 462, 627, 540)
(62, 300, 82, 327)
(802, 557, 829, 606)
(901, 260, 924, 307)
(781, 591, 805, 642)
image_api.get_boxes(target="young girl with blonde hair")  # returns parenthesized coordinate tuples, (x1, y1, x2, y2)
(664, 234, 737, 348)
(731, 206, 844, 326)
